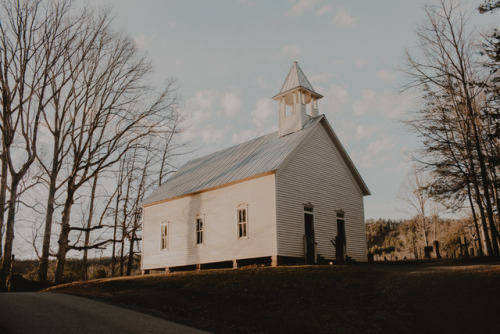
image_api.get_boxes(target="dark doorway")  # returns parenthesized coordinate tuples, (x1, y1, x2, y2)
(304, 207, 315, 264)
(336, 212, 346, 262)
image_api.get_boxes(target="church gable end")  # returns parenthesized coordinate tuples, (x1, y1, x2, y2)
(275, 121, 368, 262)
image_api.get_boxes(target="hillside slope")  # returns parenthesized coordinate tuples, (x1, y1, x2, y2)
(47, 263, 500, 333)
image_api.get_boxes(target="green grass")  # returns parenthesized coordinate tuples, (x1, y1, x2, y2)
(47, 262, 500, 333)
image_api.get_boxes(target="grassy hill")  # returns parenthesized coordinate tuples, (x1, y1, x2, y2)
(47, 262, 500, 333)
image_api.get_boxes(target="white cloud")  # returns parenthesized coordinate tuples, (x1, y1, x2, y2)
(377, 70, 397, 82)
(352, 89, 416, 118)
(284, 44, 301, 57)
(316, 5, 332, 16)
(309, 72, 334, 85)
(320, 84, 350, 117)
(355, 124, 379, 140)
(181, 90, 221, 143)
(332, 9, 359, 29)
(232, 98, 276, 144)
(193, 90, 217, 111)
(254, 74, 278, 91)
(354, 57, 369, 68)
(327, 84, 349, 105)
(200, 126, 225, 144)
(251, 98, 274, 127)
(367, 136, 395, 156)
(355, 134, 396, 168)
(352, 89, 375, 116)
(388, 91, 415, 118)
(134, 32, 158, 49)
(287, 0, 321, 16)
(270, 44, 301, 61)
(221, 92, 242, 117)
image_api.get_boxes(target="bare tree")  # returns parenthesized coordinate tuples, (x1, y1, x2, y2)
(51, 11, 179, 284)
(402, 0, 499, 256)
(400, 168, 433, 248)
(0, 0, 82, 290)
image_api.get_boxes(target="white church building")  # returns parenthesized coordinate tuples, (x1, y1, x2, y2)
(141, 62, 370, 273)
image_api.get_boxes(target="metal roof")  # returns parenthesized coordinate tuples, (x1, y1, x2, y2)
(279, 61, 317, 95)
(141, 116, 323, 206)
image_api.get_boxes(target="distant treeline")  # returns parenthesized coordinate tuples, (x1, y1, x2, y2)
(10, 256, 141, 288)
(366, 218, 481, 261)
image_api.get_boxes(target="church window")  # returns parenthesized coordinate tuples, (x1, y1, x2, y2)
(237, 204, 248, 238)
(196, 215, 204, 245)
(160, 222, 169, 251)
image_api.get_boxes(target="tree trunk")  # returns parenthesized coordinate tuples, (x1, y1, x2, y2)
(0, 153, 8, 259)
(81, 174, 99, 281)
(111, 201, 118, 277)
(38, 166, 59, 282)
(126, 230, 135, 276)
(467, 182, 483, 257)
(111, 169, 123, 278)
(38, 182, 56, 283)
(422, 216, 429, 248)
(469, 162, 493, 256)
(0, 177, 19, 290)
(119, 227, 125, 276)
(55, 183, 75, 284)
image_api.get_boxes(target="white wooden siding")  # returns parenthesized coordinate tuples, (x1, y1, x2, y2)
(276, 123, 368, 262)
(142, 174, 277, 270)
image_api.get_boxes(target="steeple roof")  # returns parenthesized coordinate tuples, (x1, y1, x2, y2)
(278, 61, 319, 96)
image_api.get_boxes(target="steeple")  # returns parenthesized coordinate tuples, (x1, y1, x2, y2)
(273, 62, 323, 137)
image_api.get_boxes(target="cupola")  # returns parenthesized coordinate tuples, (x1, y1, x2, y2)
(272, 62, 323, 137)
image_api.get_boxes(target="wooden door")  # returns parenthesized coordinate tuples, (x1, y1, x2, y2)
(304, 212, 315, 264)
(336, 219, 346, 262)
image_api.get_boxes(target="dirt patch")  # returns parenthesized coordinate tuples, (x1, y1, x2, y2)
(47, 263, 500, 333)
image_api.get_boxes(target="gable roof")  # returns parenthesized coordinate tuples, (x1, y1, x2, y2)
(141, 115, 370, 207)
(276, 61, 321, 96)
(141, 116, 322, 206)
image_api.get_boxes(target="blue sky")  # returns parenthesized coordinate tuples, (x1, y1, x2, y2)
(88, 0, 495, 219)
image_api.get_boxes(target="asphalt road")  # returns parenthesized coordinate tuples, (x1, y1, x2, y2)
(0, 292, 208, 334)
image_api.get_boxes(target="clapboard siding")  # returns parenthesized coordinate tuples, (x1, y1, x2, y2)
(142, 174, 277, 270)
(276, 123, 368, 262)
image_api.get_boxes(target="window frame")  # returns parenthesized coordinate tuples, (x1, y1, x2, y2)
(236, 204, 249, 239)
(195, 214, 205, 246)
(160, 221, 169, 251)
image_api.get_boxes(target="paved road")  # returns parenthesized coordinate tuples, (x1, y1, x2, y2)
(0, 292, 208, 334)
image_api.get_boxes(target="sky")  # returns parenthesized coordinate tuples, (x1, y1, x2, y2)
(86, 0, 496, 220)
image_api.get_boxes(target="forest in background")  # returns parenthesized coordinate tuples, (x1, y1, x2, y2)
(366, 217, 480, 261)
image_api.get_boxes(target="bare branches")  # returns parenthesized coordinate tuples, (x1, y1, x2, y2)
(402, 0, 500, 257)
(1, 0, 187, 284)
(0, 0, 83, 290)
